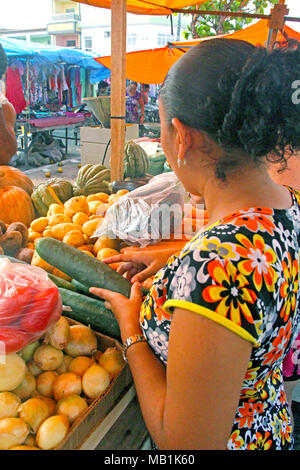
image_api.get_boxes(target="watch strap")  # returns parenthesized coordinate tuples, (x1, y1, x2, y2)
(122, 334, 147, 362)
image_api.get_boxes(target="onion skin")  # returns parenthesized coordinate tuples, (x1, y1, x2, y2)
(36, 415, 69, 450)
(63, 325, 97, 358)
(53, 373, 82, 402)
(12, 372, 36, 400)
(0, 392, 21, 419)
(82, 364, 110, 399)
(56, 394, 88, 424)
(18, 398, 51, 433)
(98, 347, 125, 379)
(45, 317, 70, 351)
(0, 417, 29, 450)
(36, 371, 59, 398)
(0, 354, 26, 392)
(9, 445, 40, 450)
(33, 345, 64, 371)
(20, 341, 40, 362)
(68, 356, 94, 377)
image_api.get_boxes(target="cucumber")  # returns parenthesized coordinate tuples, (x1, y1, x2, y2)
(71, 279, 100, 299)
(35, 238, 131, 297)
(48, 273, 77, 291)
(58, 288, 121, 340)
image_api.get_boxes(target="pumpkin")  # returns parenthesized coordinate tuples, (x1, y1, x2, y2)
(0, 186, 35, 227)
(73, 165, 111, 197)
(31, 179, 73, 217)
(0, 167, 34, 195)
(124, 141, 149, 178)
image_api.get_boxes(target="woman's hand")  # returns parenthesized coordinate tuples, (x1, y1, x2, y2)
(102, 250, 173, 283)
(89, 282, 143, 341)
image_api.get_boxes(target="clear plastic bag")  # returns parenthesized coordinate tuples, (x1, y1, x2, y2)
(0, 259, 62, 354)
(94, 172, 186, 247)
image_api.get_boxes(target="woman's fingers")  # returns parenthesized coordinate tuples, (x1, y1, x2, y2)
(131, 264, 157, 283)
(89, 287, 121, 303)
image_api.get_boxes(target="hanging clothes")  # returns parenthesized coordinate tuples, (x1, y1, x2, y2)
(6, 66, 26, 113)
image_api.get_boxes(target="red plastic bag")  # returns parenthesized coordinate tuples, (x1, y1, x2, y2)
(0, 258, 62, 354)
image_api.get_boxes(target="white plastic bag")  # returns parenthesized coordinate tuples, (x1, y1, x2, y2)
(94, 172, 185, 247)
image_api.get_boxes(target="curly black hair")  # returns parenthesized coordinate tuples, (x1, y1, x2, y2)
(0, 44, 7, 78)
(159, 38, 300, 181)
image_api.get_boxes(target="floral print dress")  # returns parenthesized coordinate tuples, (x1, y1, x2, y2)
(140, 187, 300, 450)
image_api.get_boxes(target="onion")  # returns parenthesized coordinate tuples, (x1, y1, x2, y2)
(0, 392, 21, 419)
(64, 325, 97, 357)
(93, 350, 103, 362)
(24, 434, 37, 446)
(36, 371, 59, 398)
(55, 354, 73, 374)
(0, 354, 26, 392)
(0, 417, 29, 450)
(68, 356, 94, 377)
(33, 345, 64, 371)
(36, 415, 69, 450)
(44, 317, 70, 350)
(98, 347, 125, 378)
(18, 398, 50, 433)
(12, 371, 36, 400)
(20, 341, 40, 362)
(56, 394, 88, 424)
(9, 445, 39, 450)
(82, 364, 110, 399)
(36, 396, 57, 416)
(27, 361, 42, 377)
(53, 373, 82, 402)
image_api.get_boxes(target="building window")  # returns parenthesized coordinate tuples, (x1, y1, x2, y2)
(84, 37, 93, 52)
(66, 40, 76, 47)
(157, 33, 175, 46)
(127, 34, 137, 46)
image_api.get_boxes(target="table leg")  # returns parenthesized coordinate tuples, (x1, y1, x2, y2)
(65, 127, 68, 155)
(23, 124, 29, 169)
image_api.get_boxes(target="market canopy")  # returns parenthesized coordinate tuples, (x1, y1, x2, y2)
(0, 37, 110, 81)
(73, 0, 205, 15)
(96, 19, 300, 83)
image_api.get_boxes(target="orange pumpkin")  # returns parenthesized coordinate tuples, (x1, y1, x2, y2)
(0, 167, 34, 195)
(0, 186, 35, 227)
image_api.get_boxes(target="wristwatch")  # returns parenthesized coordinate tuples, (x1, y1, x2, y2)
(122, 334, 147, 362)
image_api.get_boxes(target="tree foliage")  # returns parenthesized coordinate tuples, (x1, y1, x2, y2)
(182, 0, 278, 39)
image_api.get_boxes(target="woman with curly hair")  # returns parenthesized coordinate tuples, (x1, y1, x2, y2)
(91, 38, 300, 450)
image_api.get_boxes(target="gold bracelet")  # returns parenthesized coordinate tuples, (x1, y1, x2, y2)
(122, 334, 147, 362)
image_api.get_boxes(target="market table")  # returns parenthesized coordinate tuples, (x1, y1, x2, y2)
(17, 113, 89, 168)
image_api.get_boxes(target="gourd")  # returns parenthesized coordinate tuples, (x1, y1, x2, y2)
(73, 165, 111, 197)
(31, 179, 73, 217)
(124, 140, 149, 178)
(0, 186, 35, 227)
(0, 166, 34, 195)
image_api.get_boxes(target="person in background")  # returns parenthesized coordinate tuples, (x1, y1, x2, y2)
(91, 38, 300, 450)
(0, 44, 17, 164)
(126, 81, 144, 124)
(142, 84, 150, 105)
(97, 80, 110, 96)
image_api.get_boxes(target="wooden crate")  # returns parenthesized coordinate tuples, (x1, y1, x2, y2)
(56, 318, 133, 450)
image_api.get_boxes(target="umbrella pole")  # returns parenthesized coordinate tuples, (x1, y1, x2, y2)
(267, 0, 289, 50)
(110, 0, 127, 182)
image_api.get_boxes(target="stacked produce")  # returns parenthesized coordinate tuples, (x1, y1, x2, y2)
(124, 140, 150, 179)
(0, 318, 125, 450)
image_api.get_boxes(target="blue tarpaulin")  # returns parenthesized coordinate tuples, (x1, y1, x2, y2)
(0, 37, 110, 81)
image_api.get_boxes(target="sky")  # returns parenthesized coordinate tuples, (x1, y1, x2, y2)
(1, 0, 300, 31)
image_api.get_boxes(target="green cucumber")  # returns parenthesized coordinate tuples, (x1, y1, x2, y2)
(48, 273, 77, 291)
(71, 279, 100, 299)
(59, 288, 121, 340)
(35, 237, 131, 297)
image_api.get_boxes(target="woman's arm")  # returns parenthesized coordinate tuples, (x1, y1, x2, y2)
(0, 101, 17, 164)
(89, 285, 253, 450)
(139, 95, 145, 124)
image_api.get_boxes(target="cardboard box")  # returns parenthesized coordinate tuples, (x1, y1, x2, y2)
(80, 124, 139, 167)
(56, 318, 133, 450)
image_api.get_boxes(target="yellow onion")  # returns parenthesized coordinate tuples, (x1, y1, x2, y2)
(55, 354, 73, 374)
(36, 371, 59, 398)
(98, 347, 125, 379)
(9, 445, 39, 450)
(27, 361, 42, 377)
(18, 398, 50, 433)
(68, 356, 94, 377)
(56, 394, 88, 424)
(0, 354, 26, 392)
(33, 345, 64, 371)
(36, 396, 57, 416)
(0, 417, 29, 450)
(82, 364, 110, 399)
(36, 415, 69, 450)
(12, 371, 36, 400)
(93, 350, 103, 362)
(45, 317, 70, 350)
(53, 373, 82, 402)
(20, 341, 40, 363)
(23, 434, 37, 446)
(64, 325, 97, 357)
(0, 392, 21, 419)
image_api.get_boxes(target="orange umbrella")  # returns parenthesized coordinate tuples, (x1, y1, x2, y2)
(96, 19, 300, 83)
(72, 0, 205, 15)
